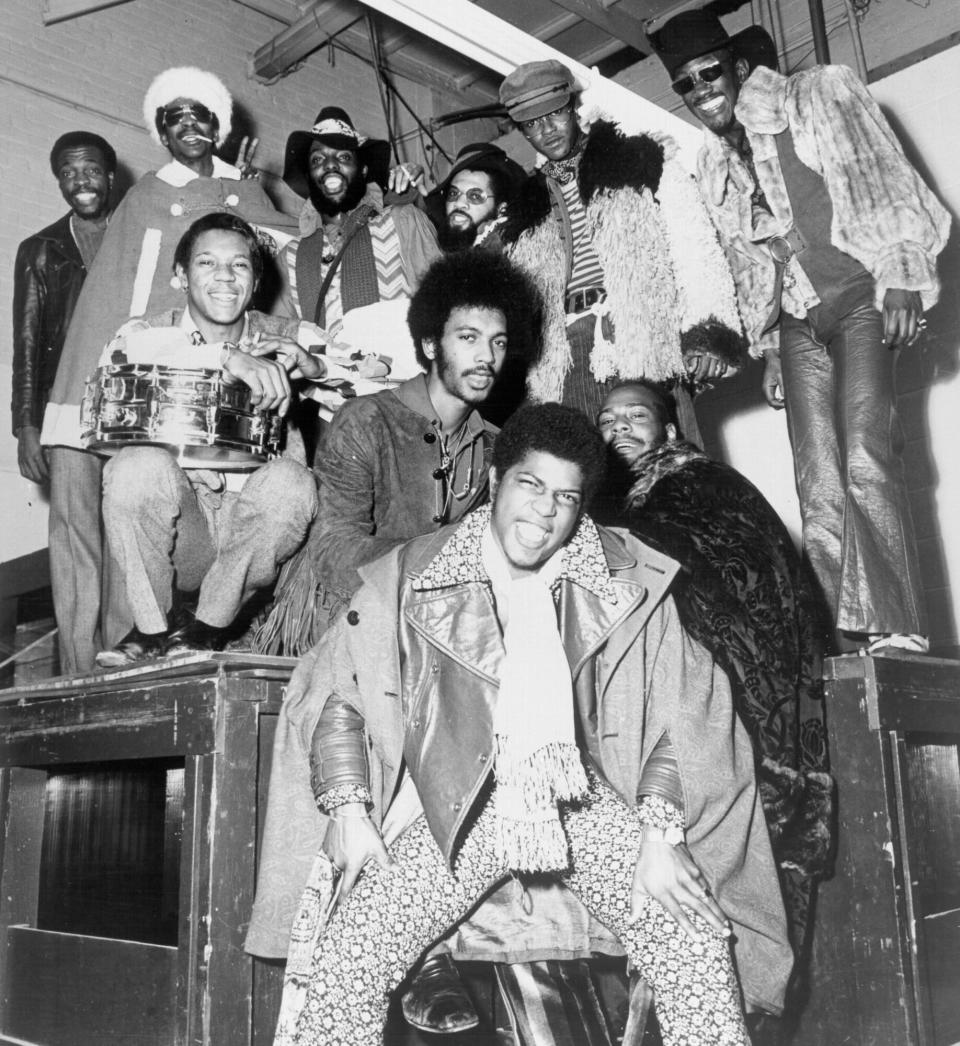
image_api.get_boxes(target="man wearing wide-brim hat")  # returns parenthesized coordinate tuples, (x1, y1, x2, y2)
(650, 9, 950, 660)
(496, 58, 746, 441)
(276, 105, 439, 372)
(39, 65, 300, 665)
(427, 142, 527, 253)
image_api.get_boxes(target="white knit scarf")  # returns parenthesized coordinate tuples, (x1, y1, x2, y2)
(481, 526, 589, 872)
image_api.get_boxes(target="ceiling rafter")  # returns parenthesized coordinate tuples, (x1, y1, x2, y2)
(547, 0, 649, 52)
(40, 0, 134, 24)
(242, 0, 497, 104)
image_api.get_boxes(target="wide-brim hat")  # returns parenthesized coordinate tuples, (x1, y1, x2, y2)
(499, 60, 579, 123)
(649, 10, 736, 81)
(440, 142, 527, 202)
(143, 67, 233, 149)
(282, 107, 391, 197)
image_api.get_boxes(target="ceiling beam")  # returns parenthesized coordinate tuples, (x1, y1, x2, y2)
(249, 0, 364, 81)
(546, 0, 649, 52)
(232, 0, 304, 23)
(40, 0, 134, 24)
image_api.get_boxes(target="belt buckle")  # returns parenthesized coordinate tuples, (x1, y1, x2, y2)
(768, 235, 794, 265)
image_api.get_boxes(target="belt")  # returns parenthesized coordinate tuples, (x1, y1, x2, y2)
(761, 227, 806, 334)
(565, 286, 605, 314)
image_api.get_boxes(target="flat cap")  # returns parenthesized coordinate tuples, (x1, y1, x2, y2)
(499, 60, 577, 123)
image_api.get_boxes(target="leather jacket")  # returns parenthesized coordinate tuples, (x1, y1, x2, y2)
(312, 514, 678, 866)
(12, 213, 85, 435)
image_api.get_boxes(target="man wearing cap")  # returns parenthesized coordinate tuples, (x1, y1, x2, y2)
(12, 130, 118, 674)
(652, 10, 951, 655)
(38, 67, 299, 668)
(278, 107, 440, 384)
(431, 143, 526, 254)
(498, 60, 745, 435)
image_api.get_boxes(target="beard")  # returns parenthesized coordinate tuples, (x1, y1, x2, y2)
(437, 215, 479, 252)
(308, 168, 368, 217)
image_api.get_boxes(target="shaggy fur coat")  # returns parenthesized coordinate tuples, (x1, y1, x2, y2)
(501, 121, 745, 402)
(697, 64, 951, 356)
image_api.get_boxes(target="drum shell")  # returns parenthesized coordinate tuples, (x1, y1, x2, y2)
(81, 364, 282, 467)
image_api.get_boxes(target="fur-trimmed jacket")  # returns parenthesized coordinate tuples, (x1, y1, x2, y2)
(501, 121, 745, 401)
(696, 64, 951, 356)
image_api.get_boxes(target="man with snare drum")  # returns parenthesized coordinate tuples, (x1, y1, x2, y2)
(94, 214, 320, 667)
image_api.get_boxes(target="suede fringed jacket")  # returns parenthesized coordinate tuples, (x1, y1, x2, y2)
(500, 120, 746, 402)
(696, 65, 951, 356)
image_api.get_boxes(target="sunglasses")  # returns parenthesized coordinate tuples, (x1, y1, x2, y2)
(520, 104, 575, 133)
(160, 103, 216, 128)
(445, 185, 493, 205)
(671, 62, 726, 96)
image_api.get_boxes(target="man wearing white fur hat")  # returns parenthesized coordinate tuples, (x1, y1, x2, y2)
(39, 67, 300, 661)
(499, 60, 745, 442)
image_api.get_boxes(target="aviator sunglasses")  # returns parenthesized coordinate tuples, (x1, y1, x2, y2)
(671, 61, 726, 96)
(444, 185, 494, 205)
(159, 103, 216, 128)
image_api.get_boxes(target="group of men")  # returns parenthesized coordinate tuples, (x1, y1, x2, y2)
(11, 9, 950, 1044)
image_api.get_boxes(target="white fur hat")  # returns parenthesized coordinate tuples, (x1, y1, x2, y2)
(142, 67, 233, 148)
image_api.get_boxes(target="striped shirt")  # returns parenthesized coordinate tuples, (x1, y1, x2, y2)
(560, 177, 604, 297)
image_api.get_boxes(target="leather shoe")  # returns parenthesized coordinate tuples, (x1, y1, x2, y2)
(401, 953, 479, 1034)
(95, 627, 169, 668)
(164, 619, 226, 657)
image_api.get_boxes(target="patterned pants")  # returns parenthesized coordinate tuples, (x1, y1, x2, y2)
(294, 780, 749, 1045)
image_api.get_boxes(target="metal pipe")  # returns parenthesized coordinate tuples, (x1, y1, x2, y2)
(842, 0, 869, 81)
(807, 0, 831, 63)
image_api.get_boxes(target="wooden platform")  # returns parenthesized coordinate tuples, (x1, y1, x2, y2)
(0, 654, 296, 1046)
(795, 652, 960, 1046)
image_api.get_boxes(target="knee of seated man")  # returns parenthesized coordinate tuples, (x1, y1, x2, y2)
(245, 458, 318, 522)
(103, 446, 183, 509)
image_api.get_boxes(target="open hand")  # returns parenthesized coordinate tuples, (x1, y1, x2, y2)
(322, 805, 394, 899)
(250, 335, 327, 381)
(630, 841, 730, 941)
(388, 162, 425, 196)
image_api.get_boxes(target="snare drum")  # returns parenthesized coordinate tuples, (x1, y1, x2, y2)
(80, 364, 282, 467)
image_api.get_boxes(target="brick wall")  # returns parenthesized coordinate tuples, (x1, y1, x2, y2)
(0, 0, 455, 564)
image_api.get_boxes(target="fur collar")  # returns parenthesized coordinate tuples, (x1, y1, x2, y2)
(578, 120, 664, 204)
(412, 504, 620, 605)
(734, 66, 790, 134)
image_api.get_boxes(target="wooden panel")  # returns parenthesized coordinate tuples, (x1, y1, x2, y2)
(794, 673, 918, 1046)
(0, 768, 46, 945)
(921, 910, 960, 1046)
(0, 681, 218, 764)
(1, 926, 175, 1046)
(252, 957, 285, 1046)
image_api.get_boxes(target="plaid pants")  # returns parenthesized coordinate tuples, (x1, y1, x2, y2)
(292, 778, 749, 1046)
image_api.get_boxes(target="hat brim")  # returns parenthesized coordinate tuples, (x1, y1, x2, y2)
(282, 131, 392, 197)
(441, 149, 526, 201)
(505, 84, 577, 125)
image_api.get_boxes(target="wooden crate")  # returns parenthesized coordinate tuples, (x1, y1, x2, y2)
(0, 654, 294, 1046)
(795, 653, 960, 1046)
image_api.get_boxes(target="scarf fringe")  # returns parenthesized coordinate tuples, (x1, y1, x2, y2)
(493, 741, 588, 873)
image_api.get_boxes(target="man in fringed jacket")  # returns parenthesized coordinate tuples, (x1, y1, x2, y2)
(652, 10, 951, 654)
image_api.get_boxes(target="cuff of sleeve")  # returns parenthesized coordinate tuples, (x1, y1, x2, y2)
(637, 794, 684, 832)
(872, 243, 941, 311)
(316, 782, 373, 813)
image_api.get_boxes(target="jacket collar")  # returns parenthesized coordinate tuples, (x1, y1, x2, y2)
(391, 374, 490, 442)
(32, 213, 83, 259)
(412, 503, 621, 605)
(404, 507, 653, 688)
(734, 65, 790, 134)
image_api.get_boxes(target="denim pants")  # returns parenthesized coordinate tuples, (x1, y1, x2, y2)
(102, 447, 317, 635)
(779, 293, 925, 635)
